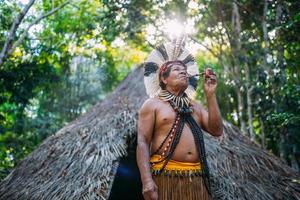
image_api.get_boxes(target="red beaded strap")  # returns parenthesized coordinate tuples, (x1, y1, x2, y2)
(150, 113, 181, 164)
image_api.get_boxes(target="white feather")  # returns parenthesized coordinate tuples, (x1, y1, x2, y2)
(146, 50, 164, 66)
(187, 63, 199, 75)
(144, 73, 160, 98)
(164, 43, 175, 61)
(177, 50, 190, 61)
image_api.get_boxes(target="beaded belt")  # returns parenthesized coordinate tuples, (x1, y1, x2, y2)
(150, 154, 203, 177)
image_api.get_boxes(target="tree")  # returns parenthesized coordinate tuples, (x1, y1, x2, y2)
(187, 0, 300, 170)
(0, 0, 150, 178)
(0, 0, 70, 66)
(0, 67, 299, 200)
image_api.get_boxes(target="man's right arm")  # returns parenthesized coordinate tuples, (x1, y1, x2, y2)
(136, 99, 158, 200)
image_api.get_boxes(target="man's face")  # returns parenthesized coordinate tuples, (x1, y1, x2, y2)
(161, 63, 188, 89)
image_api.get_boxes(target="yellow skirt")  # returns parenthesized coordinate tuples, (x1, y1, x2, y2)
(150, 155, 210, 200)
(150, 154, 202, 171)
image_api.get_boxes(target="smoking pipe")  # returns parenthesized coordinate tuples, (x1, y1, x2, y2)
(188, 68, 216, 78)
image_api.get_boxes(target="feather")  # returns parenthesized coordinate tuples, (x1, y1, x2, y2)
(182, 54, 195, 65)
(144, 62, 159, 76)
(144, 73, 161, 98)
(146, 50, 164, 66)
(186, 63, 199, 76)
(189, 76, 198, 90)
(171, 35, 186, 60)
(156, 44, 169, 61)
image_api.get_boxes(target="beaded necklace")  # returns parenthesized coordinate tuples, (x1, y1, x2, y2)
(158, 90, 190, 109)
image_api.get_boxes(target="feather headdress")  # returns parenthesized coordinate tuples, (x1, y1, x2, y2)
(143, 37, 199, 99)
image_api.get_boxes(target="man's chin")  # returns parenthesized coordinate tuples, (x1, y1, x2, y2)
(178, 82, 188, 90)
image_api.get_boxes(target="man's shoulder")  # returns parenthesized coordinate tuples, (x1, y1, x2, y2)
(140, 97, 161, 112)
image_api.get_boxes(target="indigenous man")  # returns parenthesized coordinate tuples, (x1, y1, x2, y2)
(137, 41, 223, 200)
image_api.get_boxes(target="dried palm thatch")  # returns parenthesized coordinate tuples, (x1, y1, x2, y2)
(0, 66, 300, 200)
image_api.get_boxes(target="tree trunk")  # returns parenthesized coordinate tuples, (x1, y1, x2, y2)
(0, 0, 36, 67)
(262, 0, 270, 73)
(0, 1, 70, 67)
(279, 133, 286, 162)
(291, 145, 300, 171)
(259, 117, 266, 148)
(0, 66, 299, 200)
(231, 1, 247, 135)
(258, 0, 270, 149)
(236, 88, 247, 135)
(245, 65, 255, 140)
(275, 0, 286, 85)
(276, 0, 288, 167)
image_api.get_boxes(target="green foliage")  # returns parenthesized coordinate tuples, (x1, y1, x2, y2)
(0, 0, 299, 180)
(191, 0, 300, 169)
(0, 0, 149, 180)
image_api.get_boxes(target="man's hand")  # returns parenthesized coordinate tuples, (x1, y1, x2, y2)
(203, 68, 217, 98)
(142, 179, 158, 200)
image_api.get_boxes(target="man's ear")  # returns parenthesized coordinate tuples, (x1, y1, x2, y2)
(162, 77, 167, 85)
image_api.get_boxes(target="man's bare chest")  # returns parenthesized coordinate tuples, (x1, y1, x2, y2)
(154, 103, 200, 131)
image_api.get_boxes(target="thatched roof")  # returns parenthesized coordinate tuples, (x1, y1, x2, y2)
(0, 66, 300, 200)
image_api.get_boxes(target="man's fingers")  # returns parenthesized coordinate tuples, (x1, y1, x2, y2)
(205, 78, 211, 85)
(143, 190, 158, 200)
(205, 75, 217, 85)
(142, 180, 158, 200)
(143, 186, 157, 194)
(143, 188, 154, 194)
(207, 74, 216, 80)
(150, 191, 158, 200)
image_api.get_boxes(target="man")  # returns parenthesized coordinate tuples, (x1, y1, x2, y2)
(137, 41, 223, 200)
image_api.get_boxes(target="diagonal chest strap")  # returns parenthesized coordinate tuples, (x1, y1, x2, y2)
(150, 100, 212, 197)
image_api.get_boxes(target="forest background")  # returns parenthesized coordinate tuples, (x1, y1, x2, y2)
(0, 0, 299, 181)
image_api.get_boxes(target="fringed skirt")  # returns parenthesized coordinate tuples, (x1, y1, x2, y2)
(150, 155, 210, 200)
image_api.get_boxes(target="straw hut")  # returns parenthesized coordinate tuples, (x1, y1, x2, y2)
(0, 66, 299, 200)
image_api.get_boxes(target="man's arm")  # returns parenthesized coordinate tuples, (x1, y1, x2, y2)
(194, 96, 223, 137)
(194, 68, 223, 137)
(136, 99, 158, 200)
(195, 68, 223, 137)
